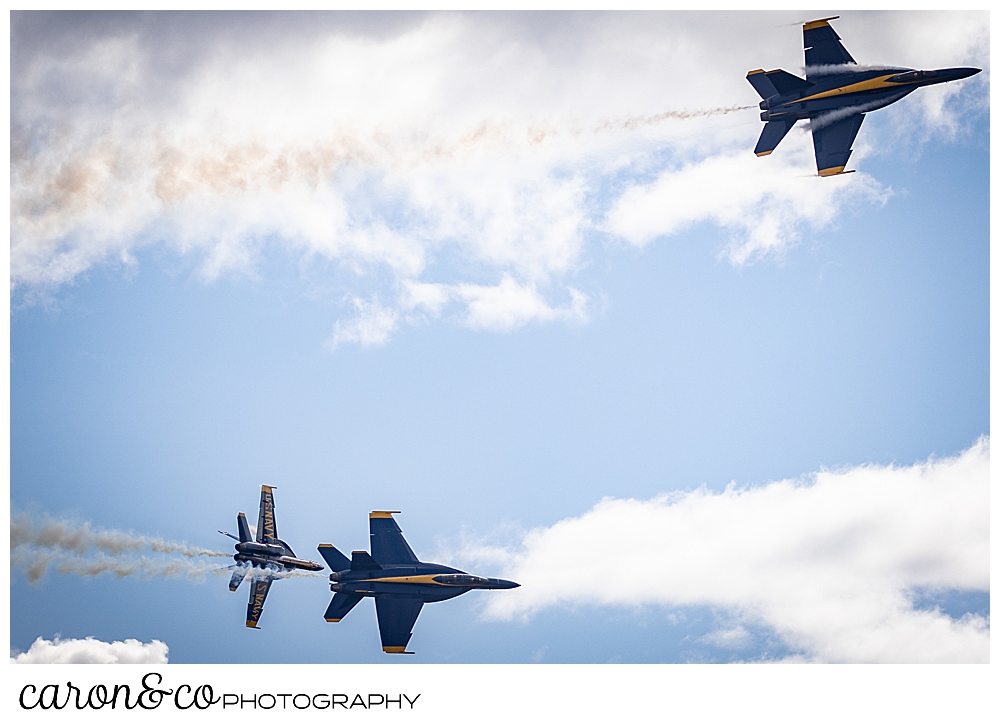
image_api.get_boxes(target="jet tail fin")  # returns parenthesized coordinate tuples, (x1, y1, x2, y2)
(236, 512, 253, 543)
(747, 69, 812, 99)
(764, 70, 812, 95)
(754, 120, 794, 156)
(350, 550, 382, 571)
(317, 544, 351, 572)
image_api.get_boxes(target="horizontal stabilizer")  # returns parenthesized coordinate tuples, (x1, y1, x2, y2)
(746, 70, 778, 99)
(351, 550, 382, 571)
(229, 567, 249, 592)
(754, 120, 794, 156)
(324, 592, 363, 622)
(765, 70, 812, 95)
(317, 544, 351, 572)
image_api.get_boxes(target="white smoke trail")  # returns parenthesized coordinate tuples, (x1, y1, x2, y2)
(805, 98, 901, 132)
(10, 513, 236, 585)
(11, 549, 227, 584)
(804, 63, 902, 77)
(14, 104, 757, 224)
(11, 513, 230, 558)
(593, 105, 756, 132)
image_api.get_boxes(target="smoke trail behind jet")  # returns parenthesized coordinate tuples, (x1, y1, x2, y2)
(16, 103, 758, 217)
(5, 513, 320, 585)
(11, 513, 230, 559)
(593, 105, 755, 132)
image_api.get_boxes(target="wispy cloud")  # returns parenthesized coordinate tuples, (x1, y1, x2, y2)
(11, 11, 987, 344)
(446, 438, 989, 663)
(328, 296, 400, 349)
(11, 636, 169, 664)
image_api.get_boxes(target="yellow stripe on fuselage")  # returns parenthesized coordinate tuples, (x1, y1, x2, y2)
(797, 74, 903, 103)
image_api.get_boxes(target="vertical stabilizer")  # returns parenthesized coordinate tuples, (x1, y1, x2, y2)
(236, 512, 253, 543)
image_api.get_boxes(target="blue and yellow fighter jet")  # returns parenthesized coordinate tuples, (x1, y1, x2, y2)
(220, 486, 324, 628)
(748, 17, 980, 176)
(318, 511, 519, 654)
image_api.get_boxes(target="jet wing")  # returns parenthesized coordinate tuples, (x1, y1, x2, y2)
(811, 113, 865, 176)
(246, 573, 274, 628)
(369, 512, 419, 565)
(324, 592, 363, 622)
(804, 17, 855, 68)
(374, 596, 423, 653)
(256, 485, 278, 543)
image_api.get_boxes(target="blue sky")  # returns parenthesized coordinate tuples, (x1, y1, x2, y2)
(9, 10, 989, 664)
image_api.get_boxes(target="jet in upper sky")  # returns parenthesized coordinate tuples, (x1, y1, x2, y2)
(317, 511, 519, 654)
(219, 485, 324, 628)
(748, 16, 980, 176)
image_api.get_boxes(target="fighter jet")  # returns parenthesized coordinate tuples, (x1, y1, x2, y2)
(317, 511, 519, 654)
(219, 485, 324, 628)
(748, 17, 980, 176)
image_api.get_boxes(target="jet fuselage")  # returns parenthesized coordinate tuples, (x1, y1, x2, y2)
(328, 561, 518, 602)
(758, 66, 980, 124)
(233, 539, 324, 572)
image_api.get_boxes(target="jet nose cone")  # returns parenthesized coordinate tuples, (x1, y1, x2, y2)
(943, 67, 981, 81)
(495, 578, 519, 589)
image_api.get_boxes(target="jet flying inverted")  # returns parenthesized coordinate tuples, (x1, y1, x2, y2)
(748, 17, 980, 176)
(318, 511, 519, 654)
(220, 486, 323, 628)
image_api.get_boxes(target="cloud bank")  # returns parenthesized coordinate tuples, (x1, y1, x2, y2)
(12, 636, 169, 664)
(11, 11, 987, 344)
(449, 438, 989, 663)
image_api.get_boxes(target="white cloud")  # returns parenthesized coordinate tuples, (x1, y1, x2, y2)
(456, 276, 587, 332)
(11, 636, 169, 664)
(701, 625, 754, 650)
(603, 139, 891, 264)
(454, 438, 989, 663)
(11, 11, 987, 343)
(327, 296, 399, 349)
